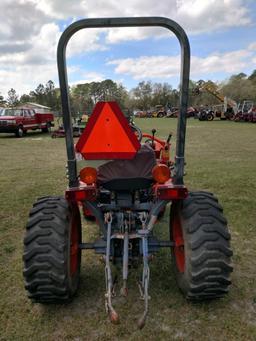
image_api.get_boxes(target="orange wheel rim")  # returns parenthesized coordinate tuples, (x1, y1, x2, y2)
(173, 214, 185, 273)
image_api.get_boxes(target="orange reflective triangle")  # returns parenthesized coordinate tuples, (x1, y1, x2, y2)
(76, 102, 140, 159)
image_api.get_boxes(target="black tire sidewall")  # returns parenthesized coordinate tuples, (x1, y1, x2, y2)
(23, 197, 82, 302)
(207, 113, 214, 121)
(16, 126, 24, 137)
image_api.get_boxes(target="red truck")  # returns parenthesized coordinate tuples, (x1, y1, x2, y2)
(0, 107, 54, 137)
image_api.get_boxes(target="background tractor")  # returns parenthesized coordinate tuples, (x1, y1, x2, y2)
(151, 104, 166, 117)
(23, 17, 233, 329)
(194, 80, 237, 120)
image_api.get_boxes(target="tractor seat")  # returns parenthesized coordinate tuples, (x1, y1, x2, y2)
(97, 144, 156, 191)
(100, 177, 153, 191)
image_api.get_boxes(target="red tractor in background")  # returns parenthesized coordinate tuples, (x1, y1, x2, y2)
(23, 17, 233, 328)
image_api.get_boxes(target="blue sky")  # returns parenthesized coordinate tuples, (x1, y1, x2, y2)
(0, 0, 256, 96)
(67, 21, 256, 89)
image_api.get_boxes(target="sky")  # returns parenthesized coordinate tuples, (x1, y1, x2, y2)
(0, 0, 256, 97)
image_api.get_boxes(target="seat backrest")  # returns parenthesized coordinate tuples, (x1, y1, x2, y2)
(97, 144, 156, 190)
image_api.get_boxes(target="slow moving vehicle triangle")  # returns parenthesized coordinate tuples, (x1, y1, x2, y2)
(76, 101, 140, 159)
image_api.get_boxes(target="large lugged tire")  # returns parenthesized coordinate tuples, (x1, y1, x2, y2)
(170, 191, 233, 301)
(23, 196, 81, 303)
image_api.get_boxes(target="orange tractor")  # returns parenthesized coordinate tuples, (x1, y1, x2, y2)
(23, 17, 233, 328)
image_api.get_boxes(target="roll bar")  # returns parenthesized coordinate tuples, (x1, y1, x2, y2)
(57, 17, 190, 187)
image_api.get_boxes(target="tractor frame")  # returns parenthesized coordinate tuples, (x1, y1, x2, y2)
(23, 17, 233, 329)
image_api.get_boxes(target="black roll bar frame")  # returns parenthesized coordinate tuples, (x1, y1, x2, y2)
(57, 17, 190, 187)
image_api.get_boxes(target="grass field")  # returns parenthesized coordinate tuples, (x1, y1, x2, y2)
(0, 118, 256, 341)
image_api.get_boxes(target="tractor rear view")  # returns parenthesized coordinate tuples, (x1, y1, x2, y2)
(23, 17, 233, 328)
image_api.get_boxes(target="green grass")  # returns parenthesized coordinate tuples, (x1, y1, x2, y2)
(0, 119, 256, 341)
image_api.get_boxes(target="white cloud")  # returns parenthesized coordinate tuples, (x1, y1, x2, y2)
(0, 64, 57, 97)
(0, 21, 105, 96)
(176, 0, 250, 33)
(29, 0, 252, 48)
(26, 23, 60, 64)
(0, 0, 254, 97)
(0, 22, 60, 96)
(32, 0, 251, 38)
(32, 0, 87, 19)
(108, 43, 256, 80)
(105, 27, 169, 44)
(67, 29, 107, 57)
(0, 0, 48, 43)
(108, 56, 181, 79)
(191, 50, 253, 75)
(69, 71, 105, 86)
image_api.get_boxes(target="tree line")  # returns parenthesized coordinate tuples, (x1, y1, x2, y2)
(1, 70, 255, 114)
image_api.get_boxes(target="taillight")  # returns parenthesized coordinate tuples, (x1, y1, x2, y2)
(65, 186, 96, 202)
(152, 164, 170, 184)
(156, 186, 188, 200)
(80, 167, 97, 184)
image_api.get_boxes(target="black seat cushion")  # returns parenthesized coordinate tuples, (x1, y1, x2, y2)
(97, 144, 156, 191)
(101, 177, 153, 191)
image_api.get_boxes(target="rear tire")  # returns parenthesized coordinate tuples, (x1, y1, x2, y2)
(170, 191, 233, 301)
(23, 196, 81, 303)
(207, 112, 214, 121)
(157, 112, 164, 118)
(198, 112, 206, 121)
(15, 126, 24, 137)
(42, 122, 51, 133)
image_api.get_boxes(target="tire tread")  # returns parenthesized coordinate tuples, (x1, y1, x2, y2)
(171, 191, 233, 301)
(23, 196, 80, 303)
